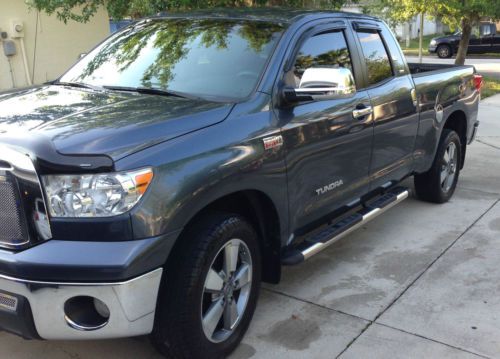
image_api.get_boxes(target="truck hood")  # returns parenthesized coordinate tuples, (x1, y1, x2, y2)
(0, 85, 233, 161)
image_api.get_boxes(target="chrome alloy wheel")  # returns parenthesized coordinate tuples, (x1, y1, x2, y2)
(201, 239, 253, 343)
(438, 46, 450, 58)
(441, 142, 458, 192)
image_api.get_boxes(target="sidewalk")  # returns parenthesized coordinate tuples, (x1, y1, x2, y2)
(479, 94, 500, 140)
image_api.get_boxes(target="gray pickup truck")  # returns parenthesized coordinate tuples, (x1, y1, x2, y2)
(0, 9, 481, 359)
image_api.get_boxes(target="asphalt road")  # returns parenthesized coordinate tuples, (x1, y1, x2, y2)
(1, 97, 500, 358)
(406, 55, 500, 79)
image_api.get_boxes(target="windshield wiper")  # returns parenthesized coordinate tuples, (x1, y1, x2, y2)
(52, 81, 105, 91)
(102, 85, 200, 100)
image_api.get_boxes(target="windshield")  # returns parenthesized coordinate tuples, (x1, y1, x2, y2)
(60, 18, 284, 101)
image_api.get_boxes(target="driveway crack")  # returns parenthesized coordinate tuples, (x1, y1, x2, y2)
(262, 287, 370, 324)
(335, 198, 500, 358)
(477, 139, 500, 150)
(376, 323, 491, 358)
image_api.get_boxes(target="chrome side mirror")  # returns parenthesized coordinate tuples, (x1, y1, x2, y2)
(283, 67, 356, 103)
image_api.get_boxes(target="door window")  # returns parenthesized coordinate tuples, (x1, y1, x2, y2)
(480, 24, 492, 36)
(380, 26, 408, 75)
(356, 31, 393, 86)
(285, 31, 353, 88)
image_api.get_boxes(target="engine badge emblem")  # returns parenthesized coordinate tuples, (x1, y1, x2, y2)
(263, 135, 284, 151)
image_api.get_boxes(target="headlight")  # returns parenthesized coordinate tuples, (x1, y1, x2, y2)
(42, 168, 153, 218)
(430, 39, 437, 46)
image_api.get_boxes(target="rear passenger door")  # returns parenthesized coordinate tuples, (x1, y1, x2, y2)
(351, 21, 419, 190)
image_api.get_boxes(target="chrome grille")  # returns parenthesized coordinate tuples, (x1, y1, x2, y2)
(0, 145, 52, 249)
(0, 291, 18, 312)
(0, 180, 28, 246)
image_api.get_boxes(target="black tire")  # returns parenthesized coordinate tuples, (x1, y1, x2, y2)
(151, 212, 261, 359)
(414, 129, 461, 203)
(436, 44, 452, 58)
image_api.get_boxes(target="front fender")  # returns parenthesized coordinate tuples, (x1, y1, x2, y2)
(116, 95, 288, 245)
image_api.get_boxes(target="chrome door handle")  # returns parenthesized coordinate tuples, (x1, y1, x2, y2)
(352, 106, 373, 119)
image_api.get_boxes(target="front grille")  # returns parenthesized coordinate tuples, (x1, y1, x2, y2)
(0, 291, 19, 312)
(0, 145, 52, 249)
(0, 180, 28, 247)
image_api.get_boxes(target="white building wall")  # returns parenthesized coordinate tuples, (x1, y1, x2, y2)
(0, 0, 109, 91)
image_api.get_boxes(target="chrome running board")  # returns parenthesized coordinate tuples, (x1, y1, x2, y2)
(282, 187, 409, 265)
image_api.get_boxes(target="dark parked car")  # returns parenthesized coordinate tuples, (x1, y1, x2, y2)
(0, 9, 481, 358)
(429, 22, 500, 58)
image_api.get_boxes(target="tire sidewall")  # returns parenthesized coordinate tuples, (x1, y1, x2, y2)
(433, 130, 461, 202)
(154, 215, 261, 359)
(437, 45, 451, 58)
(193, 219, 261, 357)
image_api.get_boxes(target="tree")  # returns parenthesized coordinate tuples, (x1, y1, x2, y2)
(368, 0, 444, 63)
(438, 0, 500, 65)
(373, 0, 500, 65)
(28, 0, 353, 23)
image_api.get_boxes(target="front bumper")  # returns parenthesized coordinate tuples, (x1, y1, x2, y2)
(428, 45, 437, 53)
(0, 268, 162, 339)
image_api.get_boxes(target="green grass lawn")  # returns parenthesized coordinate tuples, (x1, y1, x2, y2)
(400, 34, 436, 50)
(399, 34, 435, 56)
(481, 76, 500, 99)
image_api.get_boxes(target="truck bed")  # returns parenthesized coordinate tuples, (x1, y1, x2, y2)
(407, 61, 479, 171)
(408, 62, 475, 76)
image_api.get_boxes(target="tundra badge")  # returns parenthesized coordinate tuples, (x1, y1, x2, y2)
(316, 180, 344, 195)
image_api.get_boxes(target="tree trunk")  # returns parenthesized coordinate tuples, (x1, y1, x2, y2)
(455, 17, 472, 65)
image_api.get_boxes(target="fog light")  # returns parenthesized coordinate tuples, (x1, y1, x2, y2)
(64, 296, 110, 331)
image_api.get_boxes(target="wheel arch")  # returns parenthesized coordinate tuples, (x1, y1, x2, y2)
(443, 109, 467, 169)
(168, 190, 282, 284)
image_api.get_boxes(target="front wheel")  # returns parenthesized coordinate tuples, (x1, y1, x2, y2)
(151, 213, 261, 359)
(436, 44, 452, 58)
(414, 129, 461, 203)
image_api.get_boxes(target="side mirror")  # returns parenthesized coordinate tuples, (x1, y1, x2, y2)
(283, 67, 356, 103)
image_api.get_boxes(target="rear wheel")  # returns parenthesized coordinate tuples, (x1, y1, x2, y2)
(414, 129, 461, 203)
(437, 44, 452, 58)
(151, 213, 261, 359)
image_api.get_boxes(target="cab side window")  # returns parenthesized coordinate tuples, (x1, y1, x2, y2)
(285, 31, 353, 88)
(380, 26, 408, 75)
(480, 24, 492, 36)
(356, 31, 393, 86)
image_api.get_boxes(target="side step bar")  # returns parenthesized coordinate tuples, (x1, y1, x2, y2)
(282, 187, 409, 265)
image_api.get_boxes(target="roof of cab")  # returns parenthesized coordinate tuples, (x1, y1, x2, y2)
(153, 8, 379, 25)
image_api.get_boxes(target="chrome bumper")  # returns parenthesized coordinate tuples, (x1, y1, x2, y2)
(0, 268, 162, 340)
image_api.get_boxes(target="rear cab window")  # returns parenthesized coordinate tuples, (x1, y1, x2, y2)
(380, 25, 408, 76)
(355, 31, 393, 86)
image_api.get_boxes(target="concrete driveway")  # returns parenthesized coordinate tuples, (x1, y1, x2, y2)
(1, 95, 500, 358)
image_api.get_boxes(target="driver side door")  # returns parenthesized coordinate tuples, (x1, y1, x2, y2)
(275, 23, 374, 234)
